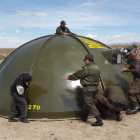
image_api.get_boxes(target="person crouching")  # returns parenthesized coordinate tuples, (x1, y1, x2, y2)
(8, 72, 32, 123)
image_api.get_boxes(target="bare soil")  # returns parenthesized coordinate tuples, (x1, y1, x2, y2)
(0, 112, 140, 140)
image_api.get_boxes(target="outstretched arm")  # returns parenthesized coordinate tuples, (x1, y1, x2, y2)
(64, 68, 88, 81)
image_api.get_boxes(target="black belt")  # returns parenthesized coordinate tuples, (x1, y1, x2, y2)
(108, 99, 128, 110)
(84, 85, 97, 87)
(134, 75, 140, 78)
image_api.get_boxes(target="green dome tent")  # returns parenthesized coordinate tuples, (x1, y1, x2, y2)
(0, 34, 132, 119)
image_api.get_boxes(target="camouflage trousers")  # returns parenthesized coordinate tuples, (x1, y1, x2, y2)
(9, 92, 27, 119)
(83, 86, 100, 117)
(129, 78, 140, 104)
(97, 95, 123, 112)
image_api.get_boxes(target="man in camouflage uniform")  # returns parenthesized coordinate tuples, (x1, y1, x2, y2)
(64, 54, 103, 126)
(122, 44, 138, 64)
(56, 20, 74, 35)
(97, 86, 128, 121)
(125, 44, 137, 53)
(122, 47, 140, 115)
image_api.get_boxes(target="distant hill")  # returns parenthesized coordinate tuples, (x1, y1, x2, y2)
(110, 44, 140, 49)
(109, 42, 140, 47)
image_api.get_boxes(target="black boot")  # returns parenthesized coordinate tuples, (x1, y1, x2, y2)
(81, 108, 89, 122)
(91, 116, 103, 127)
(81, 115, 88, 122)
(96, 103, 108, 119)
(20, 118, 30, 123)
(126, 103, 137, 115)
(116, 112, 122, 121)
(137, 101, 140, 112)
(8, 117, 18, 122)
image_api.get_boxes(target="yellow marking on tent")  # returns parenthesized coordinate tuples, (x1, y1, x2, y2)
(28, 105, 41, 110)
(78, 37, 106, 49)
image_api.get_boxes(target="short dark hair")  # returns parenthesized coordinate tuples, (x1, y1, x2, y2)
(60, 20, 66, 25)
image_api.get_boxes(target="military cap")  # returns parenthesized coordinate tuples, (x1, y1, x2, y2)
(83, 54, 94, 62)
(132, 44, 137, 49)
(60, 20, 67, 25)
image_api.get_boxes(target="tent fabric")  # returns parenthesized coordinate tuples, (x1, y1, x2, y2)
(0, 35, 131, 118)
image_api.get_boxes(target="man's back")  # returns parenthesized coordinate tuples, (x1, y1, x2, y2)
(81, 63, 100, 86)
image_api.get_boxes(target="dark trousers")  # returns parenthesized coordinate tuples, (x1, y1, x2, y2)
(9, 92, 27, 119)
(129, 78, 140, 104)
(83, 86, 100, 117)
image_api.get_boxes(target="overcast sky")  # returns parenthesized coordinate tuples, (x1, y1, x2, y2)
(0, 0, 140, 48)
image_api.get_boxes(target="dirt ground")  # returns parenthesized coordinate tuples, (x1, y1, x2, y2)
(0, 112, 140, 140)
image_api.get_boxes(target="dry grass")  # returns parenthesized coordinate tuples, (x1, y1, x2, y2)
(0, 55, 5, 59)
(111, 45, 140, 50)
(0, 48, 15, 55)
(0, 48, 15, 63)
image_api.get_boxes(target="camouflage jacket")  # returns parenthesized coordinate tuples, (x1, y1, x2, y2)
(125, 46, 136, 52)
(126, 54, 140, 78)
(68, 63, 100, 87)
(56, 26, 71, 35)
